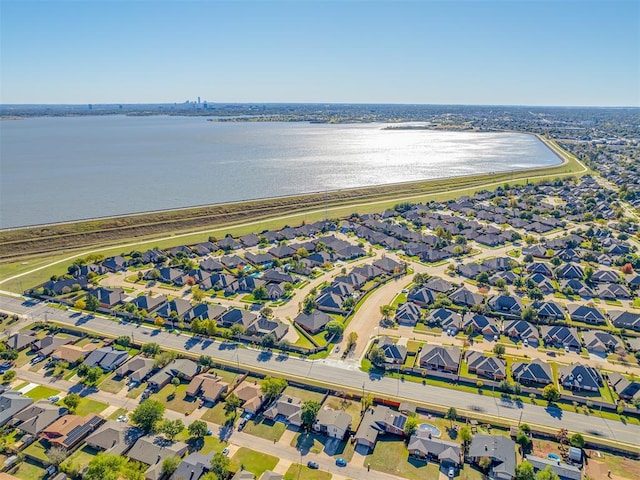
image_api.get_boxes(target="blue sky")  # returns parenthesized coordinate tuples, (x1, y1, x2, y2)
(1, 0, 638, 106)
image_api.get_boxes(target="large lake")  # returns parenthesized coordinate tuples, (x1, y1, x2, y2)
(0, 116, 560, 228)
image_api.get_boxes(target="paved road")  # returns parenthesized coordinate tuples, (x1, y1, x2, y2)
(2, 295, 639, 451)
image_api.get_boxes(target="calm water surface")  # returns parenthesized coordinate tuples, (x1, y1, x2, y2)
(0, 116, 560, 228)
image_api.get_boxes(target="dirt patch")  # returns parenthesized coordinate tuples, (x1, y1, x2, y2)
(586, 459, 628, 480)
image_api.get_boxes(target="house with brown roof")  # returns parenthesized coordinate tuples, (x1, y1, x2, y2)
(40, 414, 104, 450)
(186, 374, 229, 403)
(51, 343, 99, 364)
(234, 382, 265, 415)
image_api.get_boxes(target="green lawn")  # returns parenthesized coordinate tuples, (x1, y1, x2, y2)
(201, 402, 232, 425)
(23, 439, 49, 462)
(365, 437, 440, 480)
(9, 459, 47, 480)
(230, 447, 279, 477)
(292, 433, 355, 461)
(199, 436, 229, 455)
(73, 398, 108, 416)
(23, 385, 60, 401)
(61, 445, 99, 471)
(284, 464, 332, 480)
(107, 407, 129, 420)
(149, 383, 198, 415)
(99, 373, 127, 394)
(126, 382, 147, 399)
(242, 416, 287, 442)
(283, 385, 325, 403)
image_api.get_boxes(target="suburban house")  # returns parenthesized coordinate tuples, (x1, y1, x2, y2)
(466, 352, 506, 380)
(533, 301, 566, 322)
(0, 390, 34, 427)
(559, 364, 603, 392)
(218, 309, 258, 329)
(40, 414, 104, 450)
(354, 406, 408, 451)
(468, 434, 516, 480)
(502, 320, 540, 347)
(185, 374, 229, 403)
(131, 294, 167, 313)
(511, 359, 553, 386)
(407, 433, 461, 467)
(245, 316, 289, 341)
(378, 336, 408, 365)
(488, 295, 523, 316)
(114, 356, 155, 383)
(7, 331, 37, 351)
(147, 358, 200, 390)
(171, 452, 213, 480)
(90, 287, 126, 307)
(84, 346, 129, 372)
(394, 302, 422, 326)
(263, 395, 302, 427)
(313, 407, 351, 440)
(183, 303, 227, 323)
(607, 372, 640, 402)
(127, 435, 189, 480)
(85, 420, 144, 455)
(419, 345, 461, 373)
(524, 455, 582, 480)
(234, 382, 265, 415)
(567, 304, 606, 325)
(426, 308, 462, 331)
(294, 311, 332, 334)
(13, 401, 67, 435)
(424, 277, 455, 293)
(155, 298, 194, 321)
(540, 326, 581, 350)
(462, 314, 500, 337)
(407, 287, 436, 308)
(581, 331, 625, 354)
(610, 311, 640, 331)
(449, 287, 484, 308)
(51, 343, 99, 364)
(31, 335, 74, 357)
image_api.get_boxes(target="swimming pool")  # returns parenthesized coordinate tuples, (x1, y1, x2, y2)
(418, 423, 441, 437)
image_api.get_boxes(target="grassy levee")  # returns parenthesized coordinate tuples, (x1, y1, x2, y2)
(0, 135, 587, 293)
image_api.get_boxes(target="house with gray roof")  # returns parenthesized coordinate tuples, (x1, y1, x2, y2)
(424, 277, 455, 293)
(84, 346, 129, 372)
(610, 311, 640, 331)
(91, 287, 126, 307)
(0, 390, 33, 427)
(313, 408, 351, 440)
(7, 331, 37, 351)
(85, 420, 144, 455)
(581, 330, 624, 354)
(148, 358, 200, 390)
(219, 309, 258, 329)
(608, 372, 640, 402)
(13, 400, 67, 435)
(426, 308, 462, 331)
(408, 434, 461, 466)
(31, 335, 75, 357)
(183, 303, 227, 323)
(419, 345, 461, 373)
(394, 302, 422, 326)
(115, 356, 155, 383)
(541, 325, 581, 350)
(294, 311, 331, 334)
(378, 336, 407, 365)
(559, 363, 602, 392)
(462, 314, 499, 337)
(532, 301, 565, 322)
(171, 452, 213, 480)
(263, 395, 303, 427)
(511, 359, 553, 386)
(468, 435, 516, 480)
(449, 287, 484, 307)
(407, 287, 436, 307)
(127, 435, 189, 480)
(354, 406, 407, 451)
(488, 295, 523, 316)
(524, 455, 581, 480)
(503, 320, 539, 346)
(246, 316, 289, 340)
(567, 304, 606, 325)
(466, 351, 506, 380)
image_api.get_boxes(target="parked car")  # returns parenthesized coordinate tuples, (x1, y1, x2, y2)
(307, 461, 319, 469)
(222, 447, 229, 456)
(48, 395, 59, 403)
(335, 458, 347, 467)
(448, 466, 455, 478)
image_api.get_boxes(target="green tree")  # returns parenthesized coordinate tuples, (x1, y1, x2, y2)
(80, 366, 103, 386)
(445, 407, 458, 427)
(515, 461, 535, 480)
(252, 285, 268, 301)
(154, 350, 177, 369)
(413, 272, 430, 286)
(261, 377, 287, 401)
(188, 420, 209, 439)
(62, 393, 81, 413)
(516, 430, 532, 452)
(302, 295, 316, 314)
(224, 393, 242, 418)
(260, 333, 277, 349)
(1, 370, 16, 384)
(84, 453, 141, 480)
(141, 342, 160, 356)
(493, 344, 506, 357)
(380, 304, 396, 323)
(460, 426, 473, 446)
(325, 320, 344, 339)
(369, 346, 387, 368)
(115, 336, 132, 348)
(191, 286, 205, 302)
(46, 446, 69, 466)
(162, 456, 181, 476)
(301, 400, 321, 430)
(260, 306, 274, 318)
(342, 297, 356, 310)
(534, 466, 560, 480)
(476, 271, 490, 285)
(347, 331, 358, 349)
(159, 419, 184, 441)
(542, 384, 560, 403)
(404, 416, 418, 436)
(131, 399, 165, 433)
(85, 294, 100, 311)
(210, 452, 230, 480)
(521, 307, 538, 323)
(569, 433, 585, 448)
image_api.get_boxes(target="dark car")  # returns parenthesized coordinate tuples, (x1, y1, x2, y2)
(307, 461, 319, 469)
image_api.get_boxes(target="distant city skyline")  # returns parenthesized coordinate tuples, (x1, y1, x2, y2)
(1, 0, 638, 107)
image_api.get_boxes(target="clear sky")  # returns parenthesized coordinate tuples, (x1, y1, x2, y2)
(1, 0, 638, 106)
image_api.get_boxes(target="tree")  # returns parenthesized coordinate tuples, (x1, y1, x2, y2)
(325, 320, 344, 339)
(301, 401, 321, 429)
(478, 456, 493, 472)
(210, 452, 230, 480)
(413, 272, 430, 286)
(159, 419, 184, 441)
(62, 393, 81, 413)
(493, 344, 506, 357)
(74, 299, 86, 310)
(46, 446, 69, 466)
(302, 295, 316, 314)
(131, 399, 165, 433)
(347, 331, 358, 350)
(260, 306, 274, 318)
(154, 316, 165, 328)
(252, 285, 268, 301)
(460, 426, 473, 446)
(516, 430, 532, 452)
(260, 333, 277, 349)
(534, 466, 560, 480)
(1, 370, 16, 384)
(115, 336, 131, 348)
(542, 384, 560, 403)
(361, 393, 374, 412)
(404, 416, 418, 436)
(80, 366, 103, 386)
(224, 393, 242, 418)
(261, 377, 287, 400)
(521, 307, 538, 323)
(188, 420, 208, 439)
(154, 350, 177, 369)
(515, 461, 535, 480)
(445, 407, 458, 427)
(569, 433, 585, 448)
(495, 278, 507, 291)
(342, 297, 356, 311)
(84, 452, 126, 480)
(476, 272, 490, 285)
(162, 456, 181, 476)
(369, 346, 386, 368)
(191, 286, 205, 302)
(85, 294, 100, 311)
(142, 343, 160, 356)
(380, 305, 396, 323)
